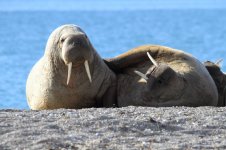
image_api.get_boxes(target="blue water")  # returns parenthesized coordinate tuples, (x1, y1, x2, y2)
(0, 10, 226, 109)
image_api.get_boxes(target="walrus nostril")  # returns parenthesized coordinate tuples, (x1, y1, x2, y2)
(74, 38, 83, 47)
(66, 34, 87, 48)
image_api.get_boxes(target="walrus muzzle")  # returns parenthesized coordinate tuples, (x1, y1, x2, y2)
(66, 60, 92, 85)
(146, 64, 176, 89)
(134, 52, 176, 88)
(61, 34, 92, 85)
(134, 52, 159, 81)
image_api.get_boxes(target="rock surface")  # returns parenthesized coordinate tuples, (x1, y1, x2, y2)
(1, 107, 226, 149)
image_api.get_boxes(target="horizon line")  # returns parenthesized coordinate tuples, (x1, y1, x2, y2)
(0, 0, 226, 11)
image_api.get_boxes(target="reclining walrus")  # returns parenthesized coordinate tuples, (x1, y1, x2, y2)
(105, 45, 218, 107)
(204, 60, 226, 106)
(26, 24, 218, 110)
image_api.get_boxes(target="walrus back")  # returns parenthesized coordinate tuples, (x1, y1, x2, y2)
(26, 57, 51, 110)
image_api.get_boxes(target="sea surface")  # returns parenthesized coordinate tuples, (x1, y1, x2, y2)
(0, 9, 226, 109)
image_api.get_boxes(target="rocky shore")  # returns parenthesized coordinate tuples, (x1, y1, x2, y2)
(1, 106, 226, 149)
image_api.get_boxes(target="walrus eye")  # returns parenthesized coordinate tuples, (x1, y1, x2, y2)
(60, 38, 65, 43)
(59, 37, 66, 48)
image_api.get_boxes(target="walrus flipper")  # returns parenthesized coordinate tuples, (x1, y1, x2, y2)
(104, 45, 163, 70)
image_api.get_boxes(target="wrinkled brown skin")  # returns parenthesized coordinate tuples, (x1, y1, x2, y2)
(204, 61, 226, 106)
(26, 25, 117, 110)
(105, 45, 218, 107)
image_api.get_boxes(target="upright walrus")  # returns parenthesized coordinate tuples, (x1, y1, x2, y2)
(26, 25, 117, 110)
(105, 45, 218, 107)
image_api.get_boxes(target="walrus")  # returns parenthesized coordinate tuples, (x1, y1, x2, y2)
(204, 60, 226, 106)
(26, 24, 117, 110)
(105, 45, 218, 107)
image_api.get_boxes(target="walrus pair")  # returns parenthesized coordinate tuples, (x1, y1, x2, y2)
(26, 24, 219, 110)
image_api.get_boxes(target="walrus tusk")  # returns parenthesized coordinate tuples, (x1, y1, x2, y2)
(147, 52, 158, 67)
(215, 59, 223, 67)
(67, 62, 72, 85)
(134, 70, 148, 80)
(84, 60, 92, 83)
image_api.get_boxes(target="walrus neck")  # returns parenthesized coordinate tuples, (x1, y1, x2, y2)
(86, 51, 117, 107)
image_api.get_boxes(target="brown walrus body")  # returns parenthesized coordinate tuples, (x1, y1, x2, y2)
(106, 45, 218, 107)
(204, 61, 226, 106)
(26, 25, 117, 110)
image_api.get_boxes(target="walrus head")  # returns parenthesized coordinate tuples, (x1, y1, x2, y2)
(60, 28, 93, 85)
(135, 52, 185, 104)
(45, 25, 94, 85)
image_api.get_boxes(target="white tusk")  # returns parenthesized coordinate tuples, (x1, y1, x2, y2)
(67, 62, 72, 85)
(215, 59, 223, 67)
(84, 60, 92, 83)
(134, 70, 148, 80)
(147, 52, 158, 67)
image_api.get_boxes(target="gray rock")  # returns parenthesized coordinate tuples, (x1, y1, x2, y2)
(0, 107, 226, 149)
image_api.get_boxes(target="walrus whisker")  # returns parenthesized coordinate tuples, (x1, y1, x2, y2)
(147, 52, 158, 67)
(67, 62, 72, 85)
(134, 70, 148, 80)
(84, 60, 92, 83)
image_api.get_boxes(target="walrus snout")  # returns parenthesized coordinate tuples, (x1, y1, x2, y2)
(134, 52, 177, 92)
(65, 34, 86, 48)
(61, 34, 90, 64)
(134, 52, 159, 81)
(146, 64, 175, 79)
(146, 64, 176, 88)
(61, 33, 93, 85)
